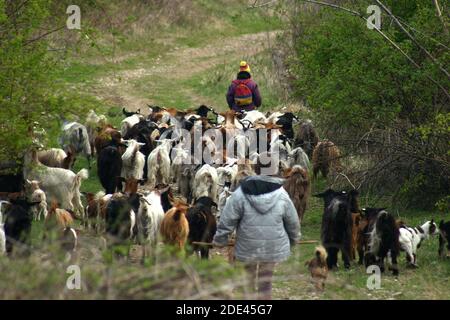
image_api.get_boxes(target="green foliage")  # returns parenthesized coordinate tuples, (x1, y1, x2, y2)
(0, 0, 90, 167)
(287, 0, 449, 208)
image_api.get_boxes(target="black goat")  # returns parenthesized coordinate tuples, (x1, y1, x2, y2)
(105, 193, 137, 246)
(314, 189, 359, 269)
(154, 184, 173, 213)
(439, 220, 450, 258)
(3, 198, 40, 256)
(196, 105, 212, 118)
(123, 119, 159, 181)
(275, 112, 298, 140)
(122, 107, 140, 118)
(365, 209, 400, 276)
(356, 207, 386, 265)
(187, 196, 217, 259)
(98, 141, 125, 194)
(0, 174, 23, 194)
(294, 121, 319, 158)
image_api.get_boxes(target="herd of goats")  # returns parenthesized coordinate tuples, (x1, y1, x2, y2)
(0, 104, 449, 285)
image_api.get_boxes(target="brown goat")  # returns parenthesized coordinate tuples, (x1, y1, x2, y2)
(160, 203, 190, 251)
(350, 212, 362, 261)
(294, 121, 319, 158)
(231, 168, 255, 191)
(120, 177, 144, 195)
(62, 150, 76, 169)
(305, 246, 328, 291)
(355, 207, 386, 265)
(222, 110, 237, 129)
(283, 165, 310, 223)
(149, 108, 174, 123)
(46, 202, 74, 229)
(94, 124, 122, 155)
(312, 140, 342, 178)
(38, 148, 76, 169)
(85, 192, 109, 231)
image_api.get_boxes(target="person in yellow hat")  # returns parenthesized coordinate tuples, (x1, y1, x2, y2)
(226, 61, 262, 112)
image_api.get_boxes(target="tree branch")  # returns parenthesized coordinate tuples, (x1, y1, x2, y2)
(24, 26, 66, 46)
(433, 0, 448, 35)
(298, 0, 450, 101)
(375, 0, 450, 81)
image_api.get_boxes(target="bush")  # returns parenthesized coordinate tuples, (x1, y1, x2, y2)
(285, 0, 449, 208)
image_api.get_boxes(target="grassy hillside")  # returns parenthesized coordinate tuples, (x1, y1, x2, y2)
(53, 0, 282, 111)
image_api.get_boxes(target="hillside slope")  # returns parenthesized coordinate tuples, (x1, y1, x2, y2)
(57, 0, 285, 112)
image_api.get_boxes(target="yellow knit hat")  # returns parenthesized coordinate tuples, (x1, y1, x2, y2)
(239, 61, 251, 73)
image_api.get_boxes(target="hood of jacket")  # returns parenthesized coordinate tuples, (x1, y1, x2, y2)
(237, 71, 251, 80)
(239, 176, 285, 215)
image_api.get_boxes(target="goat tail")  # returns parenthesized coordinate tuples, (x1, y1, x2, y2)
(76, 168, 89, 181)
(315, 245, 328, 265)
(72, 169, 89, 194)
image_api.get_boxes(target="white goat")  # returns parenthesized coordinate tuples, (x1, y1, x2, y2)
(24, 180, 48, 221)
(137, 191, 165, 245)
(37, 148, 74, 169)
(86, 109, 107, 156)
(399, 220, 439, 267)
(147, 139, 171, 189)
(227, 134, 251, 161)
(241, 110, 267, 126)
(23, 150, 88, 218)
(121, 114, 142, 137)
(217, 165, 238, 197)
(288, 146, 310, 169)
(270, 137, 292, 172)
(217, 184, 233, 219)
(193, 164, 218, 202)
(60, 122, 92, 165)
(121, 139, 145, 180)
(170, 147, 190, 183)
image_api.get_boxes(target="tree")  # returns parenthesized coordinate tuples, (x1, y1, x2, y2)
(287, 0, 449, 208)
(0, 0, 87, 171)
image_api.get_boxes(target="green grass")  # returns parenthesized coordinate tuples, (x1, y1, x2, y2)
(185, 50, 285, 110)
(271, 175, 450, 300)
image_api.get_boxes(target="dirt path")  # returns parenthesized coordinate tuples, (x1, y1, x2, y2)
(94, 31, 279, 110)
